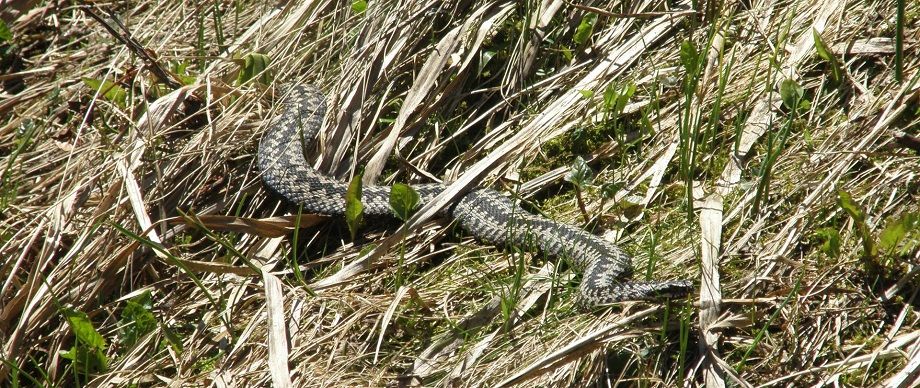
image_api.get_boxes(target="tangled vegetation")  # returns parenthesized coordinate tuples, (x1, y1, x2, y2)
(0, 0, 918, 386)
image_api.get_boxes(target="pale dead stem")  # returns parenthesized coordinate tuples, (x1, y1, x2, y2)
(0, 0, 918, 386)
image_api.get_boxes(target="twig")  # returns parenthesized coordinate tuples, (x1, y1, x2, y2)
(574, 187, 590, 224)
(82, 5, 183, 90)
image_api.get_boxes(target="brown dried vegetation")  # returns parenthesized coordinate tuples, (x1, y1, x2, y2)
(1, 0, 919, 386)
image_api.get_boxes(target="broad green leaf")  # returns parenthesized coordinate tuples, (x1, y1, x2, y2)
(599, 182, 621, 199)
(63, 308, 106, 349)
(389, 183, 419, 221)
(573, 13, 597, 46)
(345, 173, 364, 241)
(170, 61, 198, 85)
(561, 47, 573, 61)
(679, 40, 699, 75)
(119, 291, 157, 348)
(236, 53, 272, 86)
(836, 190, 864, 223)
(837, 189, 875, 258)
(603, 83, 636, 115)
(578, 90, 594, 99)
(620, 84, 636, 114)
(82, 78, 128, 108)
(61, 345, 108, 375)
(351, 0, 367, 14)
(61, 308, 109, 374)
(798, 99, 812, 112)
(779, 79, 804, 112)
(0, 20, 11, 42)
(603, 84, 617, 110)
(879, 213, 919, 253)
(813, 227, 841, 258)
(564, 156, 594, 188)
(812, 28, 842, 83)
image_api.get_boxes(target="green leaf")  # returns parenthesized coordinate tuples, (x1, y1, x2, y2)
(170, 61, 198, 85)
(82, 78, 128, 108)
(119, 291, 157, 348)
(61, 308, 109, 375)
(573, 13, 597, 46)
(599, 182, 621, 199)
(879, 213, 919, 254)
(679, 40, 699, 75)
(236, 53, 273, 86)
(639, 108, 655, 135)
(837, 189, 875, 258)
(564, 156, 594, 188)
(617, 196, 644, 219)
(578, 90, 594, 99)
(389, 183, 419, 221)
(603, 83, 636, 115)
(798, 99, 812, 112)
(814, 227, 841, 258)
(0, 20, 11, 42)
(779, 79, 804, 112)
(561, 47, 573, 61)
(812, 28, 842, 83)
(64, 308, 106, 349)
(60, 345, 108, 376)
(837, 190, 864, 222)
(351, 0, 367, 14)
(161, 324, 184, 353)
(603, 84, 617, 110)
(345, 173, 364, 241)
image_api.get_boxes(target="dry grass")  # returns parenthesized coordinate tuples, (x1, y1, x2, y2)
(1, 0, 919, 386)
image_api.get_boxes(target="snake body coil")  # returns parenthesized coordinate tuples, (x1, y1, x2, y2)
(258, 85, 692, 307)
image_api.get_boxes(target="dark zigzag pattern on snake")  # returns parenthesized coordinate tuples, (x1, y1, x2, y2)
(258, 84, 692, 307)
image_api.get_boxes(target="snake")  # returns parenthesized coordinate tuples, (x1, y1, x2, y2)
(258, 84, 693, 307)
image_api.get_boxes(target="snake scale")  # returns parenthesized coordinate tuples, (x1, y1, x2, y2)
(258, 85, 692, 307)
